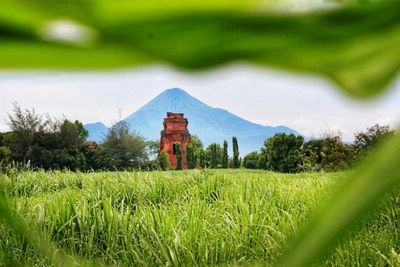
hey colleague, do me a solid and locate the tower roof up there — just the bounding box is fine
[166,112,184,118]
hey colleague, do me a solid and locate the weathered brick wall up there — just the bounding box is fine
[160,112,191,169]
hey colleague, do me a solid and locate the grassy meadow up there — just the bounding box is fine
[0,169,399,266]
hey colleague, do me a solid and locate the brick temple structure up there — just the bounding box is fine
[160,112,191,169]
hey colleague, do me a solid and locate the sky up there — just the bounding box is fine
[0,64,399,142]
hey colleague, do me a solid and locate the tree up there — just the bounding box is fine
[354,124,394,156]
[260,133,304,173]
[320,136,354,171]
[157,150,171,170]
[58,119,88,148]
[5,104,91,170]
[302,139,324,171]
[0,132,4,146]
[35,119,89,170]
[83,141,100,170]
[0,146,11,164]
[205,143,221,168]
[232,136,240,168]
[100,121,147,170]
[303,136,354,172]
[146,140,160,160]
[190,135,204,150]
[198,148,206,168]
[191,135,204,168]
[186,144,196,169]
[39,148,87,171]
[222,140,228,168]
[175,142,182,170]
[0,133,11,165]
[210,143,218,168]
[242,151,260,169]
[7,102,51,162]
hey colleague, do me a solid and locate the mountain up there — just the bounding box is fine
[85,88,300,155]
[84,122,108,143]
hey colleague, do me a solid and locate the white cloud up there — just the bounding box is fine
[0,64,399,141]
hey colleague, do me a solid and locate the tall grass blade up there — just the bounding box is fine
[0,186,95,267]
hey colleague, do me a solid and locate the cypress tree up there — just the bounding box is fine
[199,149,206,168]
[193,152,198,168]
[232,136,240,168]
[175,142,182,170]
[222,140,228,168]
[186,144,195,169]
[210,143,218,168]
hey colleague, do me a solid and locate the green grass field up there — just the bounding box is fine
[0,169,399,266]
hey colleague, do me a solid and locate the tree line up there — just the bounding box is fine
[0,104,395,173]
[157,135,242,170]
[163,123,394,173]
[0,104,148,171]
[242,124,395,172]
[0,104,241,171]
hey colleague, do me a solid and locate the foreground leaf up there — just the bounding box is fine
[104,3,400,98]
[0,1,400,97]
[277,133,400,267]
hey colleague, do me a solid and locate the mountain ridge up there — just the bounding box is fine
[84,122,108,143]
[84,88,300,155]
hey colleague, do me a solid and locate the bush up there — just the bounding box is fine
[157,151,171,170]
[242,151,260,169]
[0,146,11,164]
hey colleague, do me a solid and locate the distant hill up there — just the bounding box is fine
[85,88,300,155]
[84,122,108,143]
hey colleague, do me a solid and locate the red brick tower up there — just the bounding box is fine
[160,112,191,169]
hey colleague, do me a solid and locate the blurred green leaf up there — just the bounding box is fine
[105,4,400,98]
[0,41,154,69]
[277,133,400,267]
[1,1,400,266]
[1,1,400,97]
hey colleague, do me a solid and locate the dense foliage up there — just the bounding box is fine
[186,144,196,169]
[1,104,148,171]
[259,133,304,173]
[354,124,395,158]
[242,151,260,169]
[95,121,147,170]
[157,151,171,171]
[208,143,221,169]
[1,104,393,173]
[303,136,354,172]
[243,127,395,173]
[3,104,89,170]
